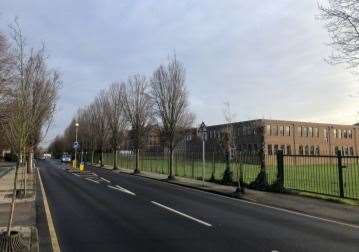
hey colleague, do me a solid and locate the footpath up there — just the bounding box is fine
[91,163,359,227]
[0,162,38,252]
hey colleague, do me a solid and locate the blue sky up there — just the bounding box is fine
[1,0,359,146]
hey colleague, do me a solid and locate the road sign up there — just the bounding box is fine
[73,141,80,150]
[198,121,207,141]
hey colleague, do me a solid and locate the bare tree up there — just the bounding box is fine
[91,91,109,167]
[0,20,60,237]
[318,1,359,69]
[219,101,236,184]
[103,83,127,169]
[151,56,193,179]
[122,74,154,173]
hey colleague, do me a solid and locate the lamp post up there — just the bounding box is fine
[74,122,79,168]
[198,122,207,187]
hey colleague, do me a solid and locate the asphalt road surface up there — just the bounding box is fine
[38,160,359,252]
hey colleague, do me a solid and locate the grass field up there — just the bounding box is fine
[87,152,359,200]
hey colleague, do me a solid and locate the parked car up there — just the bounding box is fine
[61,154,72,163]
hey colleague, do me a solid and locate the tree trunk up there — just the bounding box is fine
[168,149,175,180]
[134,148,140,174]
[26,148,33,174]
[7,159,20,235]
[113,148,118,170]
[91,150,94,164]
[100,151,103,167]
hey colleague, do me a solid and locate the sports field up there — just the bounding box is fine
[89,152,359,199]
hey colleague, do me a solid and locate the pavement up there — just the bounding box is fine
[0,162,38,252]
[37,159,359,251]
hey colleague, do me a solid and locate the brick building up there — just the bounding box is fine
[205,119,359,156]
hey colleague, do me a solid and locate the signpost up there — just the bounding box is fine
[73,122,79,169]
[198,122,207,187]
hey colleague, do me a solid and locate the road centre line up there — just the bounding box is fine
[150,201,212,227]
[85,178,100,184]
[107,185,136,196]
[100,177,110,183]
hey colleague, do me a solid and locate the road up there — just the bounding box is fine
[38,160,359,252]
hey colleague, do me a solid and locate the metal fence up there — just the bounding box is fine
[282,153,359,199]
[84,149,359,200]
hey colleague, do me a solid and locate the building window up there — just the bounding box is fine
[313,127,318,137]
[335,146,339,154]
[287,145,291,155]
[279,126,284,136]
[272,125,278,136]
[253,144,258,152]
[315,146,320,155]
[350,147,354,156]
[310,146,315,155]
[308,127,313,137]
[303,127,308,137]
[248,144,252,153]
[323,128,327,138]
[348,130,352,139]
[305,145,309,155]
[299,145,303,155]
[285,126,290,136]
[334,129,337,138]
[344,146,349,156]
[268,145,273,155]
[266,125,271,135]
[297,126,302,137]
[338,129,342,139]
[343,130,347,139]
[274,145,278,154]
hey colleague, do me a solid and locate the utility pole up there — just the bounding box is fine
[198,122,207,187]
[74,122,79,168]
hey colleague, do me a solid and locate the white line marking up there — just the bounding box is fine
[107,185,136,196]
[151,201,212,227]
[85,178,100,184]
[73,173,80,177]
[100,177,110,183]
[145,180,359,230]
[37,167,61,252]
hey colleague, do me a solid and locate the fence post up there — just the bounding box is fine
[337,150,344,198]
[276,150,284,191]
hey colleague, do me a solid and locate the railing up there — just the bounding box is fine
[282,153,359,199]
[84,149,359,199]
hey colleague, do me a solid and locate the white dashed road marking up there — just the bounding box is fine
[86,178,100,184]
[107,185,136,196]
[100,177,110,183]
[151,201,212,227]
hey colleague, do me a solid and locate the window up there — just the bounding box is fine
[274,145,278,154]
[285,126,290,136]
[248,144,252,153]
[323,128,327,138]
[343,130,347,139]
[299,145,303,155]
[297,126,302,137]
[279,126,284,136]
[272,125,278,136]
[313,127,318,137]
[305,145,309,155]
[348,130,352,139]
[308,127,313,137]
[315,146,320,155]
[303,127,308,137]
[287,145,291,155]
[350,147,354,156]
[334,129,337,138]
[268,145,273,155]
[253,144,258,152]
[335,146,339,154]
[338,129,342,139]
[344,146,349,156]
[310,146,315,155]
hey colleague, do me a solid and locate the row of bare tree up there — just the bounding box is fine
[0,22,61,235]
[49,56,193,179]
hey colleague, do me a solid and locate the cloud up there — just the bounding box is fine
[1,0,358,146]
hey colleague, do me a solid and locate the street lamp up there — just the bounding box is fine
[198,121,207,187]
[74,122,79,168]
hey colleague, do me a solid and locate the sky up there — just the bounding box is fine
[1,0,359,147]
